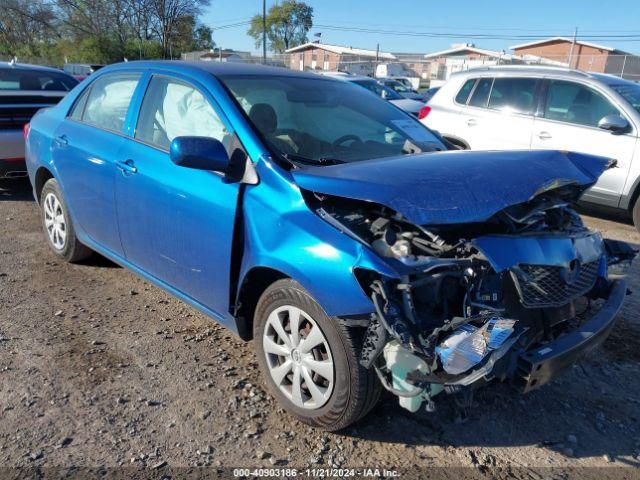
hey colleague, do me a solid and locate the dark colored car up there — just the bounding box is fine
[1,62,77,179]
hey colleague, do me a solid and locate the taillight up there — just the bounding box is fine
[23,123,31,140]
[418,105,431,120]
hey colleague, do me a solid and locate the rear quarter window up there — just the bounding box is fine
[455,79,476,104]
[468,78,493,108]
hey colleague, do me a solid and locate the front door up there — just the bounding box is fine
[52,72,141,256]
[531,79,638,206]
[115,74,240,317]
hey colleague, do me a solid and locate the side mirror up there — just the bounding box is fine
[169,136,229,173]
[597,114,629,133]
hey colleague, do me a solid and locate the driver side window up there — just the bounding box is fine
[135,76,227,151]
[544,81,619,127]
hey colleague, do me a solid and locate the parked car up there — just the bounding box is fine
[421,66,640,230]
[334,75,425,116]
[422,86,441,103]
[0,61,77,179]
[26,61,635,430]
[63,63,104,81]
[377,78,426,101]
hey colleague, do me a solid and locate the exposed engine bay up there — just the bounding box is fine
[304,188,637,414]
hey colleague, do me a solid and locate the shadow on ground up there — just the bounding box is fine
[0,178,33,201]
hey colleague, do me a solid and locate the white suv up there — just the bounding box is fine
[421,66,640,230]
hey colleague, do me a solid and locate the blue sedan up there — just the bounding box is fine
[25,61,634,430]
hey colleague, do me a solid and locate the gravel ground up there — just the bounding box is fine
[1,178,639,479]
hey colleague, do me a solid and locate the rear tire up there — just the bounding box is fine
[633,197,640,233]
[40,178,92,263]
[254,279,381,431]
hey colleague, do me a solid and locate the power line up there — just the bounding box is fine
[313,24,640,42]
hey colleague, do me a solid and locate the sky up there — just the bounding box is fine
[201,0,640,55]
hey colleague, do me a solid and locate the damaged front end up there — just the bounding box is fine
[304,186,637,414]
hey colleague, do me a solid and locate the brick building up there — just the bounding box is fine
[510,37,627,72]
[284,42,396,76]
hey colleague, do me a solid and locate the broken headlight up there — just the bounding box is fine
[435,317,517,375]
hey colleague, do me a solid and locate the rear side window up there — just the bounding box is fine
[135,76,227,151]
[488,78,537,114]
[82,73,140,133]
[468,78,492,108]
[544,80,619,127]
[0,69,77,91]
[69,88,90,121]
[455,79,476,104]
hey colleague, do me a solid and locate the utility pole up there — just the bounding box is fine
[568,27,578,69]
[262,0,267,64]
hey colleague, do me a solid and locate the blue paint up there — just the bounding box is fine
[292,149,611,226]
[25,61,612,335]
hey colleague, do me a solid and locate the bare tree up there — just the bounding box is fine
[148,0,210,58]
[0,0,59,55]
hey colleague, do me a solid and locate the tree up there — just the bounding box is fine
[193,25,213,50]
[0,0,213,62]
[248,0,313,54]
[149,0,210,58]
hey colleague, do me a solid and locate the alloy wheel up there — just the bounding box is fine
[43,192,66,250]
[262,305,334,409]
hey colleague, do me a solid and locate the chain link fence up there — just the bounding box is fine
[4,51,640,84]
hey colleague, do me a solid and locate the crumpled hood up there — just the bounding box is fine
[292,150,612,225]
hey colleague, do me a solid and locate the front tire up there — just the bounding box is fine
[633,197,640,233]
[254,279,380,431]
[40,178,92,263]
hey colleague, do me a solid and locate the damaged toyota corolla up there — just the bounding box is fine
[26,62,637,431]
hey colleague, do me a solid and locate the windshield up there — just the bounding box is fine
[0,69,77,91]
[386,81,411,93]
[611,83,640,114]
[221,75,445,165]
[350,79,404,100]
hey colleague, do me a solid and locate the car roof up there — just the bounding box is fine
[100,60,327,80]
[452,65,639,88]
[0,62,68,74]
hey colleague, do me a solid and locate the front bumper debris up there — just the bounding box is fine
[517,279,626,393]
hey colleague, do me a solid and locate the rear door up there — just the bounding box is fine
[52,72,141,256]
[531,79,637,205]
[457,76,537,150]
[115,73,241,318]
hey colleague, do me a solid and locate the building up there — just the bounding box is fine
[510,37,629,73]
[423,44,519,83]
[285,42,396,76]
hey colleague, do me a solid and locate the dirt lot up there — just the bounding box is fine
[1,178,639,479]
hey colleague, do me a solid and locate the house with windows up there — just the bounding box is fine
[285,42,396,76]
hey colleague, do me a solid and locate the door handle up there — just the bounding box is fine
[466,118,477,127]
[537,131,552,140]
[116,159,138,175]
[54,134,68,147]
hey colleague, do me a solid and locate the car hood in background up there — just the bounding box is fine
[389,97,424,114]
[292,150,612,225]
[398,91,425,101]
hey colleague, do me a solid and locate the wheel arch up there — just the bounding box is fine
[34,166,55,203]
[233,266,289,341]
[625,176,640,213]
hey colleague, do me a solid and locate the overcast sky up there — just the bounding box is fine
[202,0,640,55]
